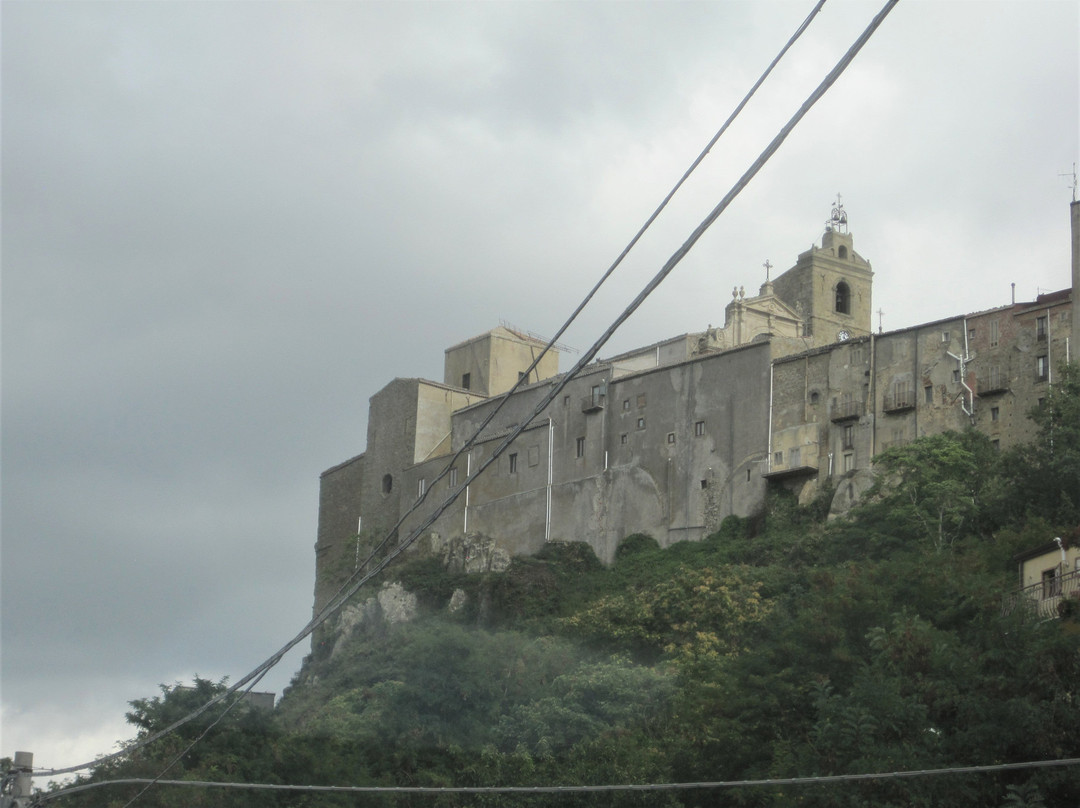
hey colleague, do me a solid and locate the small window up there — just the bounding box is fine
[528,446,539,467]
[382,474,393,494]
[835,281,851,314]
[842,424,855,450]
[667,432,676,444]
[1036,355,1049,381]
[989,319,1000,347]
[449,467,458,487]
[746,469,751,482]
[843,452,854,473]
[700,479,709,490]
[695,420,705,436]
[509,453,518,474]
[623,398,631,410]
[417,478,426,498]
[809,391,820,405]
[637,394,647,408]
[774,451,783,465]
[620,433,628,445]
[968,328,975,341]
[1043,568,1062,598]
[637,417,646,430]
[838,245,848,260]
[924,385,933,404]
[992,439,1000,451]
[941,330,951,343]
[462,372,471,390]
[563,395,570,407]
[576,437,585,458]
[952,369,961,383]
[1036,315,1048,341]
[991,407,999,422]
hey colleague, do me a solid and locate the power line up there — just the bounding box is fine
[33,757,1080,805]
[33,0,894,787]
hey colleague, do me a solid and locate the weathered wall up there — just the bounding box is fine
[314,453,364,615]
[443,327,559,396]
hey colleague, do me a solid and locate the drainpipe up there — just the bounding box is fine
[464,451,471,534]
[767,361,775,473]
[545,417,554,541]
[947,317,974,419]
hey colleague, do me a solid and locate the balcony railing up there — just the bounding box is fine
[977,379,1008,396]
[882,391,916,413]
[830,400,864,422]
[1001,568,1080,619]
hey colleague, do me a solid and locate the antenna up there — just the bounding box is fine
[1061,163,1078,203]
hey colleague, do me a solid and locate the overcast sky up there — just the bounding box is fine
[2,0,1077,780]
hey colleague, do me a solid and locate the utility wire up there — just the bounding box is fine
[34,757,1080,804]
[35,0,892,785]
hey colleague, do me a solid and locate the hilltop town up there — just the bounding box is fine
[313,200,1079,614]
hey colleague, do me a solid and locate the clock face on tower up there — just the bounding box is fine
[837,329,850,342]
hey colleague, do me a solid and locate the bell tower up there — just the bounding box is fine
[771,196,873,347]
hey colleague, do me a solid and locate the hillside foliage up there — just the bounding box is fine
[51,365,1080,807]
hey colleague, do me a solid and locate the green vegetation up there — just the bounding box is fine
[54,365,1080,806]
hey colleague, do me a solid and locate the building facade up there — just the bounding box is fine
[313,203,1076,614]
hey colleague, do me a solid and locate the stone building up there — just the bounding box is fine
[313,202,1076,614]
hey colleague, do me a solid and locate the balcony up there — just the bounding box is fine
[581,393,605,413]
[830,400,864,422]
[977,379,1008,396]
[882,391,916,413]
[1001,568,1080,619]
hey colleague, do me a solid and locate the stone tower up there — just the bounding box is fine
[771,199,873,347]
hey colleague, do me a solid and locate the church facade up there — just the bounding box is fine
[313,202,1077,614]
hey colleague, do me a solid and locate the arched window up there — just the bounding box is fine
[382,474,393,495]
[835,281,851,314]
[838,245,848,260]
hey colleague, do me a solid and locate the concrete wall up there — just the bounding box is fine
[443,327,559,396]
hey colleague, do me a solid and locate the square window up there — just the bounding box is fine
[941,330,950,343]
[667,432,676,444]
[576,437,585,458]
[509,453,518,474]
[695,420,705,436]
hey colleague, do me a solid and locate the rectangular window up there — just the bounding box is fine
[988,364,1002,390]
[843,453,854,473]
[1036,355,1049,381]
[449,467,458,487]
[700,479,709,490]
[667,432,676,444]
[992,439,1000,451]
[773,451,783,466]
[952,369,961,383]
[790,447,801,467]
[637,417,646,430]
[989,319,1000,347]
[1043,568,1062,598]
[576,437,585,458]
[990,406,999,422]
[968,328,976,341]
[1036,315,1048,341]
[623,398,631,410]
[924,385,933,404]
[842,424,855,450]
[941,330,950,343]
[695,420,705,436]
[461,372,471,390]
[417,478,426,498]
[620,433,628,445]
[563,395,570,407]
[509,453,518,474]
[637,394,647,408]
[528,446,540,467]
